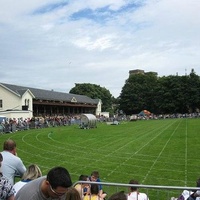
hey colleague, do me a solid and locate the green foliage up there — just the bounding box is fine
[119,73,158,114]
[69,83,112,111]
[119,69,200,114]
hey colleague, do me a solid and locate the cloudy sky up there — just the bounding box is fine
[0,0,199,97]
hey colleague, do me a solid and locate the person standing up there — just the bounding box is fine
[15,166,72,200]
[1,139,26,185]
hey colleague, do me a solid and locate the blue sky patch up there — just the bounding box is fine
[70,2,144,23]
[33,2,68,15]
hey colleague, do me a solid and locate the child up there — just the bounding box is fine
[89,171,107,199]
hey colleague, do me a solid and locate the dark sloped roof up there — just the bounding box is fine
[17,89,30,96]
[0,83,97,104]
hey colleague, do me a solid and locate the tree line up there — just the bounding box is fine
[69,69,200,115]
[119,69,200,115]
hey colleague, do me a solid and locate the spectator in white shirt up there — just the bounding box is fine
[127,179,149,200]
[1,139,26,185]
[13,164,42,196]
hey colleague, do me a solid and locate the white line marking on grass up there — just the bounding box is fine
[19,132,89,170]
[184,118,188,186]
[106,120,179,177]
[141,120,182,184]
[134,121,177,155]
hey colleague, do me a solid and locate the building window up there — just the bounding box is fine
[0,100,2,108]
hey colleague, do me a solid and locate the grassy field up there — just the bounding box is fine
[0,118,200,198]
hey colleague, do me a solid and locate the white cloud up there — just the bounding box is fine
[72,34,117,50]
[0,0,200,98]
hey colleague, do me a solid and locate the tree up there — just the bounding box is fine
[155,75,187,113]
[119,73,158,115]
[119,69,200,115]
[69,83,112,111]
[187,69,200,112]
[155,71,200,114]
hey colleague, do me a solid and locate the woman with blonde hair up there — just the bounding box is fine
[13,164,42,195]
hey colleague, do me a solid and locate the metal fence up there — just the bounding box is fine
[73,181,199,200]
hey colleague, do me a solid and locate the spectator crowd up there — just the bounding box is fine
[0,139,150,200]
[0,137,199,200]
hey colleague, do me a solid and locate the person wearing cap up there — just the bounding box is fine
[1,139,26,185]
[15,166,72,200]
[0,153,15,200]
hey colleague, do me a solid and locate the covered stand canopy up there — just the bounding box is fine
[80,114,97,129]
